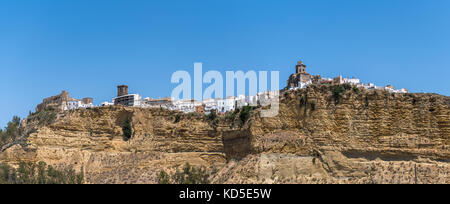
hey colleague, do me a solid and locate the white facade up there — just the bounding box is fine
[235,95,248,108]
[65,100,94,110]
[246,95,258,106]
[203,99,218,113]
[384,86,409,94]
[343,78,360,85]
[172,100,202,113]
[101,102,114,106]
[298,80,312,89]
[113,94,142,107]
[217,97,236,113]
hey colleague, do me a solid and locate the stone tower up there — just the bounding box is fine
[82,97,94,104]
[296,61,307,74]
[117,85,129,97]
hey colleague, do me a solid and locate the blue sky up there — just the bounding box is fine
[0,0,449,127]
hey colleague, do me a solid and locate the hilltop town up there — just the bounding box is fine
[36,61,408,115]
[1,60,448,184]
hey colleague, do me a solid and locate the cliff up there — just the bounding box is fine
[1,85,449,184]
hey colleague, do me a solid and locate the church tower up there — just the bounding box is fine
[296,61,307,74]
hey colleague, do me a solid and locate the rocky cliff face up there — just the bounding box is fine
[1,85,449,184]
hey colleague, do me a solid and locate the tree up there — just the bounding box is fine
[0,163,15,184]
[239,105,254,125]
[0,116,21,148]
[206,109,217,121]
[0,162,84,184]
[122,117,132,141]
[332,85,346,103]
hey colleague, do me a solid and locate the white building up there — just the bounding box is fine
[383,86,409,94]
[101,101,114,106]
[246,95,258,106]
[202,98,218,113]
[172,99,202,113]
[343,78,361,85]
[217,97,236,113]
[235,95,248,108]
[299,80,312,89]
[113,94,142,107]
[65,100,94,110]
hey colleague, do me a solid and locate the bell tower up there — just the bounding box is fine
[117,85,129,97]
[296,61,307,74]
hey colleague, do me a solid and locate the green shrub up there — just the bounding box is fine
[0,116,21,148]
[204,110,219,130]
[0,161,83,184]
[300,95,305,105]
[343,83,352,90]
[122,117,132,141]
[174,114,181,123]
[332,85,346,103]
[205,110,217,121]
[0,163,15,184]
[310,101,316,111]
[28,109,56,126]
[157,170,171,184]
[365,95,369,108]
[158,163,210,184]
[353,86,360,94]
[239,105,254,125]
[225,111,237,121]
[225,110,239,127]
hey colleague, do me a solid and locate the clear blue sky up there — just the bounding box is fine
[1,0,449,127]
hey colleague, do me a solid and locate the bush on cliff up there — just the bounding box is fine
[158,163,210,184]
[205,109,217,121]
[239,105,254,125]
[310,101,316,111]
[0,161,84,184]
[332,85,346,103]
[27,108,57,126]
[122,117,132,141]
[0,116,21,148]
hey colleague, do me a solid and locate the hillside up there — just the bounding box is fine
[1,84,449,184]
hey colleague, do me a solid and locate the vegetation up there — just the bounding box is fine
[122,117,132,141]
[239,105,254,125]
[343,83,352,90]
[300,95,307,107]
[310,101,316,111]
[158,163,210,184]
[353,86,360,94]
[157,170,171,184]
[0,161,84,184]
[225,109,238,121]
[0,116,21,148]
[204,110,219,130]
[27,108,56,126]
[205,109,217,121]
[332,85,346,103]
[365,95,370,108]
[174,114,181,123]
[225,109,239,128]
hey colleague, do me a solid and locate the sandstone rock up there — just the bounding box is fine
[1,86,448,184]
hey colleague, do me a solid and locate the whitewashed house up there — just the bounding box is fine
[101,101,114,106]
[343,78,361,85]
[203,98,218,113]
[66,99,94,110]
[217,97,236,113]
[172,99,202,113]
[299,80,312,89]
